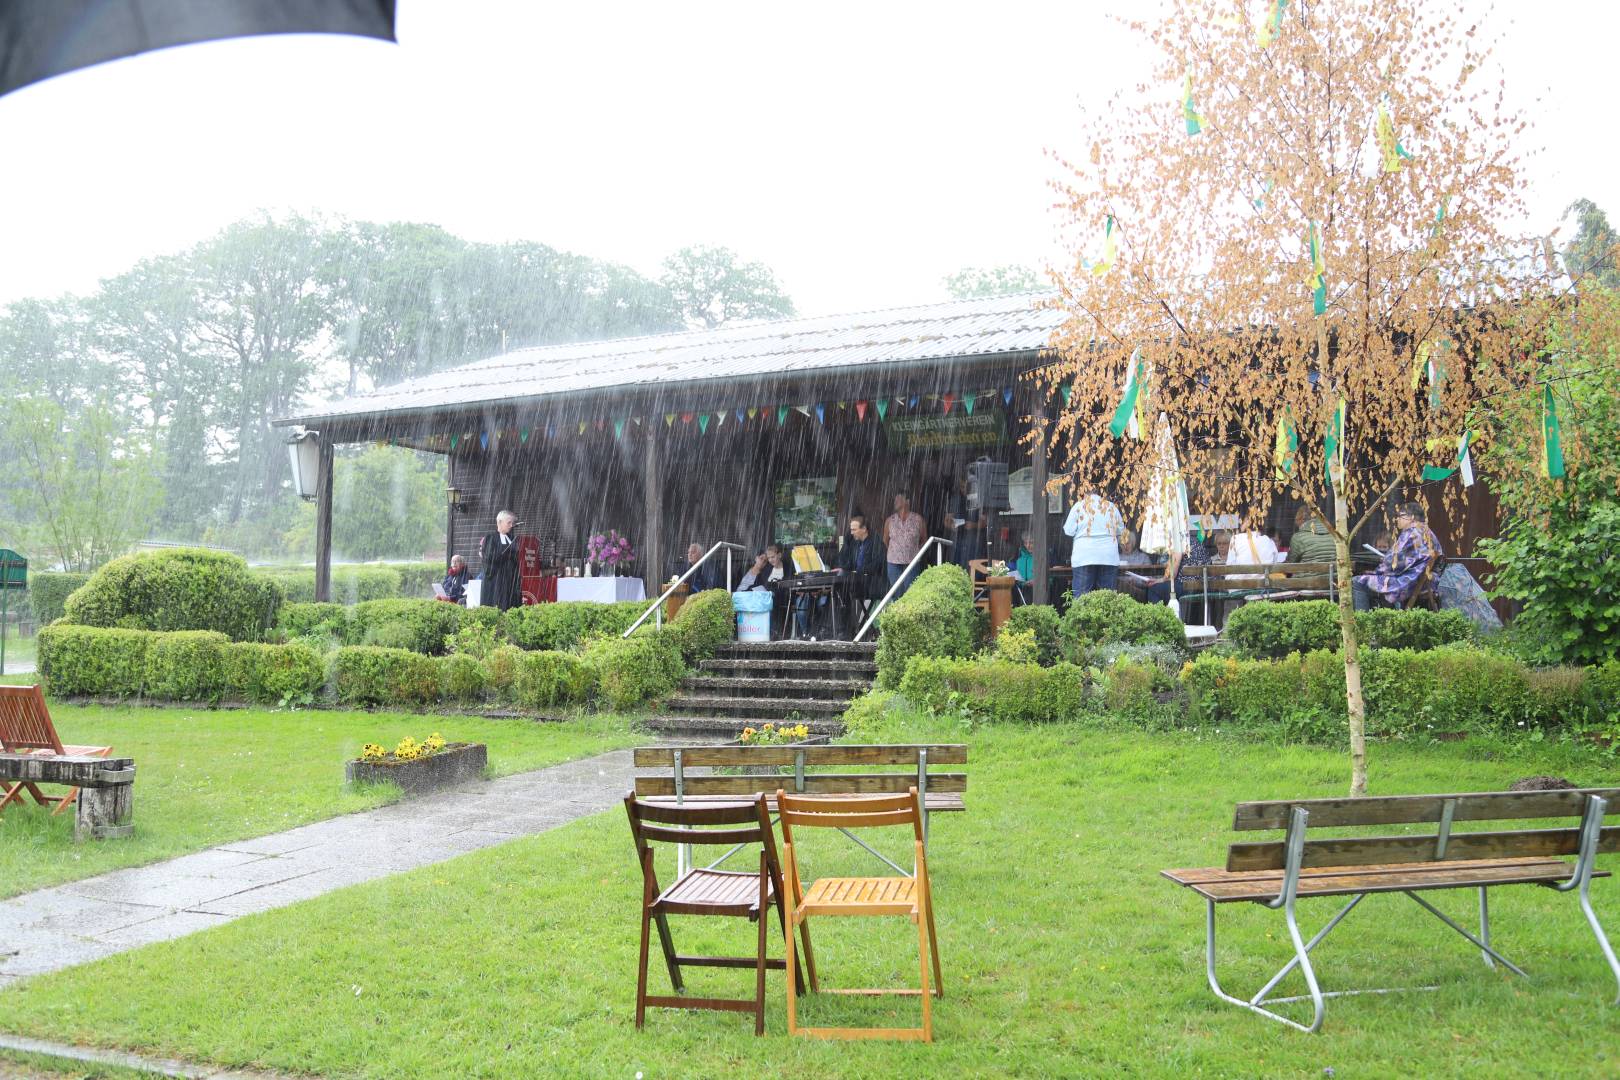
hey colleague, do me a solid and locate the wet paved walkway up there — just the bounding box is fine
[0,748,637,984]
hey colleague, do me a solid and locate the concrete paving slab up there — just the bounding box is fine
[94,910,234,949]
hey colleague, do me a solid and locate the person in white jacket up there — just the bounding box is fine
[1225,528,1280,581]
[1062,493,1124,599]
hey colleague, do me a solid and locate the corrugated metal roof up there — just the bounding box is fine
[282,291,1063,425]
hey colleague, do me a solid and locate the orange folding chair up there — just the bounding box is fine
[0,685,113,816]
[778,786,942,1042]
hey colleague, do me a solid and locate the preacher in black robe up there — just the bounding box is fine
[478,511,523,611]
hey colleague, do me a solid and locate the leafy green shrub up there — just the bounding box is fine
[279,602,349,643]
[1059,590,1184,659]
[1223,600,1477,659]
[64,549,281,641]
[899,656,1087,725]
[485,645,525,701]
[1097,657,1159,717]
[875,564,978,689]
[841,689,912,738]
[1356,607,1475,651]
[513,650,595,710]
[1221,601,1342,659]
[26,572,89,625]
[144,630,229,703]
[1002,605,1061,664]
[991,628,1042,664]
[1480,503,1620,666]
[583,632,684,711]
[37,624,155,698]
[664,589,734,662]
[219,642,325,704]
[503,601,646,651]
[329,646,440,707]
[346,599,463,655]
[448,618,506,660]
[438,653,489,704]
[1584,659,1620,725]
[1085,642,1184,685]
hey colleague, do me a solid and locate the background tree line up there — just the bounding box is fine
[0,216,793,570]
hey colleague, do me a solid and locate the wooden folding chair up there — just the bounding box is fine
[778,787,942,1042]
[623,792,805,1036]
[0,685,112,817]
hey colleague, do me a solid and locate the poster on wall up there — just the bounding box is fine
[773,477,837,545]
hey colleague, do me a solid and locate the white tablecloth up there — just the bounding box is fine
[555,577,647,604]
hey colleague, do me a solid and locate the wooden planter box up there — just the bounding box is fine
[344,742,487,793]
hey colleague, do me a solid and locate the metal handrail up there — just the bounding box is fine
[853,536,953,642]
[623,541,747,637]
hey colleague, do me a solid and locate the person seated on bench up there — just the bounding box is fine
[1286,506,1336,563]
[1353,501,1441,610]
[740,544,801,637]
[1225,527,1280,582]
[1144,531,1212,604]
[680,542,726,592]
[438,555,470,604]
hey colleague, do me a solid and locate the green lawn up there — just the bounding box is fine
[3,719,1617,1078]
[0,702,640,898]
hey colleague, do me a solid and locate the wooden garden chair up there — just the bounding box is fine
[778,787,942,1042]
[623,792,804,1036]
[0,684,113,816]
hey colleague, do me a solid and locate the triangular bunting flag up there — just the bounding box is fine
[876,399,889,421]
[715,409,726,427]
[546,424,556,439]
[777,405,789,425]
[681,412,694,425]
[735,408,746,424]
[837,401,847,410]
[595,418,605,431]
[613,419,625,439]
[963,392,977,416]
[450,434,459,450]
[943,393,955,415]
[908,395,919,409]
[480,432,489,451]
[856,400,868,421]
[1086,215,1119,277]
[1306,221,1328,316]
[1003,386,1014,407]
[794,405,811,418]
[748,407,758,420]
[698,413,710,435]
[578,421,587,435]
[1108,348,1147,439]
[815,403,825,425]
[1060,381,1072,407]
[1421,465,1457,482]
[664,413,675,427]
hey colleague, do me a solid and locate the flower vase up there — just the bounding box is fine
[584,561,594,578]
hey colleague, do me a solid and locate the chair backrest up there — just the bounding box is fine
[0,685,64,754]
[624,792,781,872]
[1227,788,1620,872]
[632,744,967,800]
[777,788,925,849]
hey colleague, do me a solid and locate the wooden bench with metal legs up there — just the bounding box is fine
[624,792,805,1036]
[779,787,942,1042]
[1164,787,1620,1033]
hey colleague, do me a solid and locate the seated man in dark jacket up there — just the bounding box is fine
[439,555,470,604]
[680,542,726,592]
[834,515,886,624]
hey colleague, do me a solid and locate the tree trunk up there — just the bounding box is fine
[1334,493,1368,797]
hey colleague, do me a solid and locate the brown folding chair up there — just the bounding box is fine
[0,685,112,816]
[623,792,805,1036]
[778,787,942,1042]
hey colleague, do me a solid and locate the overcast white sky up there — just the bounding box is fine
[0,1,1613,318]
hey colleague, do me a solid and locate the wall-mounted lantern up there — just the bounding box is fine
[446,486,467,514]
[285,430,322,501]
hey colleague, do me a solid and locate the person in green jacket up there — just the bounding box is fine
[1285,506,1337,563]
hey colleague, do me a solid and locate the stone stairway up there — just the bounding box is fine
[645,640,878,739]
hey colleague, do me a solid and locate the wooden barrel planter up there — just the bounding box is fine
[345,742,487,794]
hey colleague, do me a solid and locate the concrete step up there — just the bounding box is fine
[643,714,846,739]
[662,695,851,721]
[714,641,878,663]
[697,658,877,679]
[678,676,867,700]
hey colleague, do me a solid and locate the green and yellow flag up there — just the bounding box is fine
[1182,71,1205,135]
[1256,0,1290,46]
[1376,103,1414,173]
[1306,222,1327,316]
[1323,397,1347,488]
[1108,348,1148,439]
[1087,216,1119,277]
[1411,338,1448,410]
[1274,406,1299,481]
[1542,384,1566,478]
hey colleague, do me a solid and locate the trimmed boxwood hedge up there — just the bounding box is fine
[328,646,442,707]
[502,601,646,651]
[64,549,280,642]
[345,599,464,654]
[583,632,685,711]
[144,630,230,703]
[38,624,155,698]
[512,650,595,710]
[663,589,735,662]
[875,564,979,689]
[25,572,89,626]
[279,602,350,643]
[1221,600,1476,660]
[1059,589,1185,658]
[900,656,1087,725]
[220,642,326,704]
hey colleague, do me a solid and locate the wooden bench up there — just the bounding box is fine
[633,743,966,855]
[1176,562,1336,624]
[0,753,135,840]
[1163,788,1620,1032]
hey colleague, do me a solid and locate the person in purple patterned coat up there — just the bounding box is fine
[1352,502,1441,610]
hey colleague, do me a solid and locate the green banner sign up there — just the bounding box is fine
[0,549,24,589]
[884,409,1007,453]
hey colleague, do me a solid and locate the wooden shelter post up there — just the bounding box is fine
[314,436,335,603]
[1030,403,1050,605]
[643,427,663,601]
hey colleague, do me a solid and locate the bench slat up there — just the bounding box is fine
[1227,825,1620,872]
[0,754,135,785]
[639,792,965,812]
[635,772,967,797]
[632,744,967,767]
[1233,787,1620,830]
[1164,856,1603,902]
